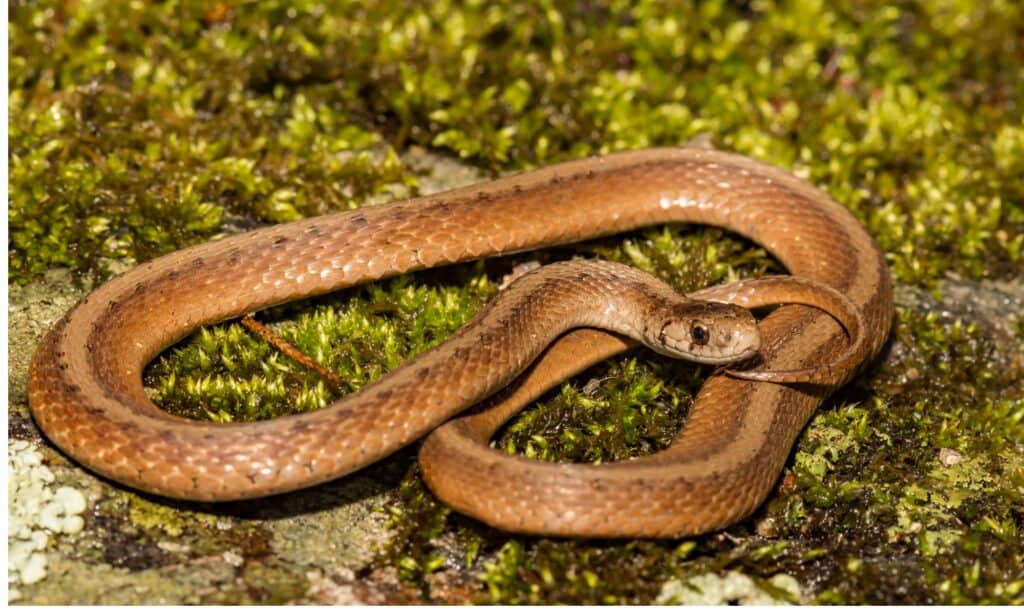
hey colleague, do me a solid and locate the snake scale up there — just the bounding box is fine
[28,147,893,537]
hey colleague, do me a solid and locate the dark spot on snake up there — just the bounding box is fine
[453,346,470,360]
[191,257,204,268]
[291,421,312,433]
[58,362,69,371]
[85,406,105,416]
[157,429,174,442]
[642,287,665,304]
[342,406,358,419]
[476,191,491,201]
[513,184,522,193]
[305,224,321,236]
[115,420,141,434]
[551,175,563,185]
[166,270,179,281]
[350,214,367,228]
[376,390,393,401]
[272,236,287,247]
[64,384,81,394]
[246,473,257,485]
[417,367,431,378]
[305,462,315,473]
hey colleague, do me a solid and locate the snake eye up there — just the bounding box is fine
[691,324,710,346]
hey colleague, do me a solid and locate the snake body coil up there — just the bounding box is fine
[28,148,892,537]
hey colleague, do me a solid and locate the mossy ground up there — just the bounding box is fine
[8,0,1023,605]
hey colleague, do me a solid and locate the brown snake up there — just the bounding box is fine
[28,147,893,538]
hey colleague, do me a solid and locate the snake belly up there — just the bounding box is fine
[27,147,893,537]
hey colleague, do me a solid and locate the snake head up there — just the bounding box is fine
[649,301,760,365]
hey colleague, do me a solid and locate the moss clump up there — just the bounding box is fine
[8,1,414,284]
[10,0,1024,605]
[147,264,496,421]
[9,1,1022,284]
[781,306,1024,604]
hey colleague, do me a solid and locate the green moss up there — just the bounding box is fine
[768,305,1024,604]
[10,0,1022,284]
[8,1,415,284]
[10,0,1024,605]
[123,493,213,539]
[110,492,273,559]
[147,265,496,421]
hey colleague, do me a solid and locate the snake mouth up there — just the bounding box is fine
[723,347,763,370]
[730,345,761,364]
[660,336,760,365]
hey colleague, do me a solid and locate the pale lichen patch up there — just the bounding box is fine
[657,571,802,605]
[8,440,88,602]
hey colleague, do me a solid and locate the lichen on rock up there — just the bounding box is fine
[8,440,87,602]
[657,571,803,605]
